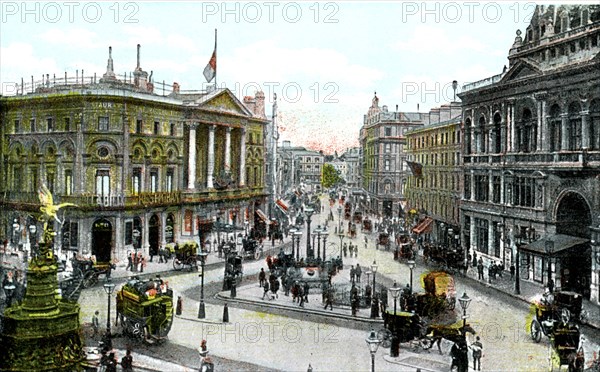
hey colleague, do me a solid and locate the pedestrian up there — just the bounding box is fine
[272,277,280,299]
[355,263,362,283]
[510,263,515,279]
[354,244,359,258]
[351,285,359,316]
[292,281,299,302]
[488,264,494,283]
[262,280,270,300]
[549,278,555,294]
[259,268,266,287]
[350,265,356,283]
[125,252,132,271]
[92,310,99,338]
[105,352,118,372]
[364,235,368,249]
[472,251,478,268]
[176,296,183,315]
[471,336,483,371]
[324,285,334,310]
[477,258,484,281]
[121,349,133,372]
[343,243,348,257]
[303,281,310,303]
[380,287,388,314]
[298,285,305,307]
[159,246,165,263]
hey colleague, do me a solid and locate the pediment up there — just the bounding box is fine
[196,89,253,117]
[500,59,542,83]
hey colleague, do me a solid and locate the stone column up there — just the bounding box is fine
[536,99,543,152]
[561,113,569,150]
[508,102,515,153]
[239,128,247,187]
[500,173,504,204]
[207,125,215,189]
[160,213,167,248]
[470,170,475,202]
[225,126,232,171]
[469,214,476,253]
[187,122,197,189]
[582,110,590,150]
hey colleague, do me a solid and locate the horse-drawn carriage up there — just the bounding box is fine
[223,253,243,290]
[241,237,263,260]
[396,243,414,261]
[344,202,352,220]
[424,245,465,272]
[401,271,456,316]
[71,257,115,288]
[530,291,585,371]
[348,222,357,238]
[353,211,363,224]
[116,277,174,344]
[377,232,391,250]
[170,241,200,271]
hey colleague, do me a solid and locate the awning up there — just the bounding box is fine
[275,199,289,214]
[412,217,433,235]
[255,209,270,224]
[520,234,589,255]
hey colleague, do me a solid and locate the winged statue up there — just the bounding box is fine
[38,183,77,225]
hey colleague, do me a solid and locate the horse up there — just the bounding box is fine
[424,324,477,355]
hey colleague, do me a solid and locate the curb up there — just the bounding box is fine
[214,291,385,324]
[383,354,447,372]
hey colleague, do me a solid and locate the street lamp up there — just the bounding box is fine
[321,228,328,261]
[545,240,554,291]
[289,228,298,257]
[338,232,345,261]
[337,205,342,233]
[370,261,379,319]
[440,222,446,247]
[407,260,415,293]
[389,282,401,358]
[452,80,458,102]
[305,207,315,259]
[458,292,472,333]
[29,224,37,257]
[12,219,20,250]
[244,220,249,236]
[103,279,116,349]
[389,282,401,316]
[365,330,382,372]
[198,251,209,319]
[313,226,323,260]
[294,231,303,261]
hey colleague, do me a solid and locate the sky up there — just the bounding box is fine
[0,1,535,153]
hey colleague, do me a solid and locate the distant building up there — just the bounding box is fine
[0,45,269,263]
[359,93,430,218]
[459,5,600,303]
[278,141,324,194]
[340,147,361,188]
[405,103,462,242]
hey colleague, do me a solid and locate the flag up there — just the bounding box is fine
[203,29,217,83]
[406,160,423,179]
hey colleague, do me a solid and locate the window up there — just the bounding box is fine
[125,221,133,245]
[493,113,502,153]
[464,175,471,199]
[13,167,22,191]
[385,127,392,136]
[47,171,55,194]
[150,169,158,192]
[306,157,311,162]
[30,118,36,132]
[516,108,535,153]
[550,48,556,58]
[465,118,472,154]
[132,168,141,195]
[568,102,582,151]
[474,175,489,202]
[513,177,535,207]
[170,122,176,136]
[548,104,562,152]
[64,170,72,196]
[590,99,600,150]
[64,117,71,131]
[154,121,160,135]
[166,168,174,192]
[493,222,501,258]
[98,116,109,131]
[492,176,501,203]
[385,143,391,153]
[136,119,142,134]
[384,159,390,171]
[47,117,54,132]
[96,170,110,196]
[475,218,489,255]
[14,119,20,133]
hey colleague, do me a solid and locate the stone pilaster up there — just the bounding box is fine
[582,110,590,150]
[207,125,215,189]
[225,126,232,171]
[561,113,569,151]
[240,128,247,187]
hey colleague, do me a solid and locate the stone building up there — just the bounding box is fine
[459,5,600,303]
[340,147,361,189]
[359,93,429,218]
[0,45,269,264]
[405,103,462,243]
[277,141,324,194]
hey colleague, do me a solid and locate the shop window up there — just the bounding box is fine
[98,116,109,131]
[96,169,110,196]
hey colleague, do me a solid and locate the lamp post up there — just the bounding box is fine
[452,80,458,102]
[439,222,446,247]
[407,260,415,293]
[545,240,554,291]
[365,330,382,372]
[314,226,323,260]
[390,282,401,316]
[322,229,328,261]
[370,261,379,319]
[289,228,297,257]
[338,232,345,261]
[305,207,315,259]
[389,282,402,357]
[12,219,20,251]
[337,205,342,233]
[244,220,249,236]
[198,251,209,319]
[458,292,472,333]
[103,279,116,349]
[294,231,303,261]
[28,224,37,257]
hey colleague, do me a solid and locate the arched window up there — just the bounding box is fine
[590,99,600,150]
[465,118,472,155]
[568,101,582,151]
[548,104,562,152]
[493,112,502,153]
[478,116,487,153]
[517,108,535,153]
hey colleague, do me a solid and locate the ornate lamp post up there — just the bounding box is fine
[407,260,415,293]
[305,207,315,259]
[389,282,402,357]
[28,224,37,257]
[313,226,323,260]
[321,228,328,261]
[390,282,401,316]
[370,261,379,319]
[198,251,209,319]
[337,205,342,233]
[365,330,382,372]
[103,279,116,349]
[289,228,297,257]
[458,292,472,333]
[338,232,345,261]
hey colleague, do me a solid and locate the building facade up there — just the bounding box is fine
[340,147,361,188]
[405,103,462,243]
[459,5,600,303]
[0,45,269,264]
[359,94,429,218]
[277,141,324,194]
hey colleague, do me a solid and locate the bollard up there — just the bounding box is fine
[176,296,183,315]
[222,303,229,323]
[230,282,237,299]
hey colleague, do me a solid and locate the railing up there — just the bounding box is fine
[462,72,506,92]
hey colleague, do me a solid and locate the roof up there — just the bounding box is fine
[520,234,589,255]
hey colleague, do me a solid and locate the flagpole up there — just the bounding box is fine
[214,28,217,87]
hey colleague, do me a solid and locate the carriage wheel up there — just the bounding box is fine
[83,271,97,288]
[187,257,198,272]
[530,319,542,343]
[377,328,392,349]
[173,258,183,271]
[131,321,144,339]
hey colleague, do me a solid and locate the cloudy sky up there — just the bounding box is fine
[1,1,533,153]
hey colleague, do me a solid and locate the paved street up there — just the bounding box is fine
[76,198,600,371]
